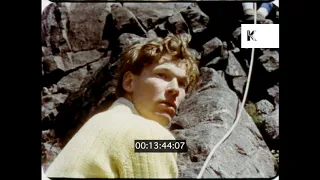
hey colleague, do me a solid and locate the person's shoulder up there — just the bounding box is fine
[85,101,175,140]
[123,118,176,141]
[86,103,136,124]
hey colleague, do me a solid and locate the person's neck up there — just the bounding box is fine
[117,95,139,115]
[123,94,133,102]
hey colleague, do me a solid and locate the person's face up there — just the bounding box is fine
[123,55,188,126]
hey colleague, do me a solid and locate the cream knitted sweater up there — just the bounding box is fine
[45,98,178,178]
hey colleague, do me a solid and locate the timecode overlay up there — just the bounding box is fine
[135,140,188,153]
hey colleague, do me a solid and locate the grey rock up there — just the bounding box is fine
[267,85,279,98]
[232,47,240,54]
[205,57,223,68]
[62,3,111,51]
[256,100,274,114]
[173,3,194,11]
[147,30,158,38]
[197,67,229,91]
[216,70,225,79]
[111,6,146,36]
[42,129,62,172]
[49,84,59,94]
[258,49,279,72]
[267,85,279,106]
[64,50,103,71]
[232,27,241,40]
[117,33,147,56]
[57,57,104,93]
[202,37,223,58]
[42,93,68,121]
[171,67,276,178]
[225,51,246,77]
[261,108,279,141]
[180,3,210,34]
[98,40,110,52]
[43,87,50,95]
[53,53,112,135]
[233,76,247,95]
[167,13,190,34]
[124,3,190,30]
[42,55,66,74]
[42,3,59,47]
[42,46,52,56]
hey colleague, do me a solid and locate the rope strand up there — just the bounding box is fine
[196,3,257,178]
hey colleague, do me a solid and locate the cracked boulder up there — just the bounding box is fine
[258,49,279,72]
[180,3,210,34]
[170,67,277,178]
[261,107,279,151]
[225,51,247,95]
[123,3,190,30]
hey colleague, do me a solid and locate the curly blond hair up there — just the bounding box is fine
[115,33,200,98]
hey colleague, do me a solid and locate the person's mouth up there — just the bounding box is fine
[159,101,177,117]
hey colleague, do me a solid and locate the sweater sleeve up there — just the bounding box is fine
[110,120,179,178]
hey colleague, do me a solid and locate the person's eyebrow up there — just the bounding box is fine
[154,67,188,84]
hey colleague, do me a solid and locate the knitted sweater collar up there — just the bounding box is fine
[114,97,139,115]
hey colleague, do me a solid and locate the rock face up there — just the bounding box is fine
[170,68,275,178]
[41,2,279,178]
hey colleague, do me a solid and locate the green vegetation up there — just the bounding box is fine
[245,101,264,128]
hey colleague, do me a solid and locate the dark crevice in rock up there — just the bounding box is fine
[169,123,184,131]
[188,28,212,53]
[200,47,223,68]
[190,155,200,162]
[136,17,148,32]
[256,121,279,151]
[224,74,242,99]
[42,69,65,88]
[149,16,170,32]
[102,14,119,45]
[53,8,62,24]
[42,114,57,130]
[213,168,223,178]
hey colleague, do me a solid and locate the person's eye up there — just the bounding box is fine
[156,73,167,79]
[179,81,187,88]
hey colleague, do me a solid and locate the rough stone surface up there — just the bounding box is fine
[180,3,210,34]
[42,55,66,74]
[123,3,190,30]
[167,13,190,34]
[225,51,246,77]
[256,100,274,115]
[233,76,247,95]
[202,37,223,58]
[62,3,111,52]
[267,84,279,106]
[111,5,146,36]
[261,108,279,144]
[170,67,276,178]
[258,49,279,72]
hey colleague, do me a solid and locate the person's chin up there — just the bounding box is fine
[153,112,172,126]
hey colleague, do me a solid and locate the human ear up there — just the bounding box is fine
[122,71,135,93]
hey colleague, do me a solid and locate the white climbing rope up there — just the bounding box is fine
[196,3,257,178]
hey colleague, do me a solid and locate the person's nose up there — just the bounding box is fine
[167,78,180,98]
